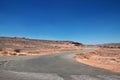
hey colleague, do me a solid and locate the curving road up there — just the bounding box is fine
[0,49,120,80]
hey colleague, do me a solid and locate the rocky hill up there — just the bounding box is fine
[0,37,83,56]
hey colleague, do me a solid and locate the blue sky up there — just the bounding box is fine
[0,0,120,44]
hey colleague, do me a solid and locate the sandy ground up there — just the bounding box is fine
[0,48,84,56]
[75,48,120,73]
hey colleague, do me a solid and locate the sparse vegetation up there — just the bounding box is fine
[9,52,17,56]
[0,48,3,51]
[72,42,83,46]
[118,46,120,49]
[2,51,9,55]
[98,43,120,49]
[0,37,83,56]
[14,49,21,53]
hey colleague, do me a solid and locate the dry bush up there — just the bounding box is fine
[9,52,17,56]
[18,53,27,56]
[0,51,9,56]
[0,48,3,51]
[14,49,21,53]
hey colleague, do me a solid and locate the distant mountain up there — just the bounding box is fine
[98,43,120,48]
[0,37,83,52]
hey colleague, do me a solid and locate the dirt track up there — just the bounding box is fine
[0,49,120,80]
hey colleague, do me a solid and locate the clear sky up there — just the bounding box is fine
[0,0,120,44]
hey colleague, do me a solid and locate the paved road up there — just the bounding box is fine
[0,49,120,80]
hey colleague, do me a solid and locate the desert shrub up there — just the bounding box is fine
[14,49,21,53]
[1,51,9,56]
[118,46,120,49]
[18,54,26,56]
[9,52,17,56]
[0,48,3,51]
[72,42,83,46]
[110,46,114,48]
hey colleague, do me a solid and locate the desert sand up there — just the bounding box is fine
[75,48,120,73]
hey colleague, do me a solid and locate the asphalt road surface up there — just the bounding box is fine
[0,49,120,80]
